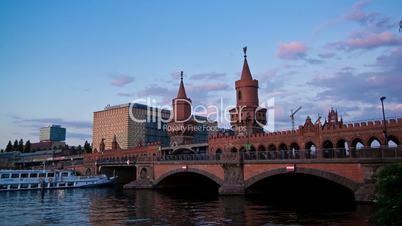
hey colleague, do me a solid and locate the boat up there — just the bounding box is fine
[0,169,116,191]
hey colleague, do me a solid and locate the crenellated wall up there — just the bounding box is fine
[208,118,402,154]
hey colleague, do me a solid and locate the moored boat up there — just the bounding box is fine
[0,169,116,191]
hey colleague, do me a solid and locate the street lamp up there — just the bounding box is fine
[380,96,388,147]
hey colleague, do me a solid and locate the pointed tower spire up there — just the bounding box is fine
[241,46,253,80]
[176,71,188,98]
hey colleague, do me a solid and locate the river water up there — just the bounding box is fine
[0,188,372,226]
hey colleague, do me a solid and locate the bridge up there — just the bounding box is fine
[99,146,402,203]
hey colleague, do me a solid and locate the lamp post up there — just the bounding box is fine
[380,96,388,147]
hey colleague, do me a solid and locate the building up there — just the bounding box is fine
[92,102,215,152]
[93,103,170,151]
[31,141,66,151]
[40,125,66,142]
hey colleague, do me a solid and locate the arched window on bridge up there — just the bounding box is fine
[258,145,266,159]
[351,138,365,150]
[368,137,381,148]
[322,140,334,158]
[279,143,288,159]
[388,135,400,147]
[215,149,222,160]
[290,142,300,151]
[336,139,349,158]
[290,143,300,159]
[305,142,316,159]
[230,147,238,153]
[268,144,277,159]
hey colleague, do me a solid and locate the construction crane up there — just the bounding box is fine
[290,106,302,130]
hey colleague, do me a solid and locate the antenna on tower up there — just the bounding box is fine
[290,106,302,130]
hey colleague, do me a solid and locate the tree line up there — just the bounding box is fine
[1,139,92,154]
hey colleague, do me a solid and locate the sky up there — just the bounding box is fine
[0,0,401,148]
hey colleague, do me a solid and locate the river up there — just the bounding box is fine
[0,187,373,225]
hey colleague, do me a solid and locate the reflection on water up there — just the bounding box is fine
[0,187,372,225]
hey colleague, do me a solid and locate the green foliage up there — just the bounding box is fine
[13,140,18,151]
[5,141,13,152]
[83,140,92,153]
[18,139,24,152]
[24,140,31,153]
[373,164,402,226]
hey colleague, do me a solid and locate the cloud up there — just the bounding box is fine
[117,92,135,97]
[110,74,134,87]
[318,52,336,59]
[328,32,402,51]
[277,42,307,60]
[190,72,226,80]
[345,0,393,32]
[137,84,174,98]
[345,0,375,24]
[12,117,92,130]
[371,47,402,69]
[305,58,323,64]
[68,132,92,140]
[188,83,230,93]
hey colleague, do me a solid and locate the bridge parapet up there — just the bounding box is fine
[132,146,402,164]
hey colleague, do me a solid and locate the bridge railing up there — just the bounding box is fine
[153,146,402,162]
[94,146,402,165]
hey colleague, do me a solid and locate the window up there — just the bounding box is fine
[39,173,46,178]
[67,182,74,187]
[10,184,19,189]
[29,173,38,178]
[0,185,7,189]
[20,184,29,189]
[11,174,19,178]
[21,173,28,178]
[237,91,242,100]
[61,172,68,177]
[58,183,65,187]
[1,174,10,179]
[30,184,38,188]
[47,173,54,177]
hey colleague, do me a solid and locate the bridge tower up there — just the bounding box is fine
[168,71,196,146]
[230,47,267,136]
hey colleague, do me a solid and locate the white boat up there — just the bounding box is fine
[0,169,116,191]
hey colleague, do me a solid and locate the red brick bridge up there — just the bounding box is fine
[121,147,402,202]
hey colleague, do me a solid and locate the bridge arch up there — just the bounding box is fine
[257,144,266,152]
[171,147,196,155]
[154,168,224,187]
[368,136,382,148]
[351,138,365,149]
[387,135,400,147]
[244,167,360,192]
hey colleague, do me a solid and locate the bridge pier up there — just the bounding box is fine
[124,163,154,189]
[219,163,245,195]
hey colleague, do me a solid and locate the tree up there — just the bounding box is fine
[24,140,31,153]
[373,164,402,226]
[0,149,3,153]
[13,140,18,151]
[77,145,83,154]
[18,139,24,152]
[83,140,92,153]
[5,141,12,152]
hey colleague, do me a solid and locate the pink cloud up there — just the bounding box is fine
[329,32,402,51]
[188,83,230,93]
[110,75,134,87]
[345,0,375,24]
[277,42,307,60]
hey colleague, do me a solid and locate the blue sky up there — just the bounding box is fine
[0,0,401,148]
